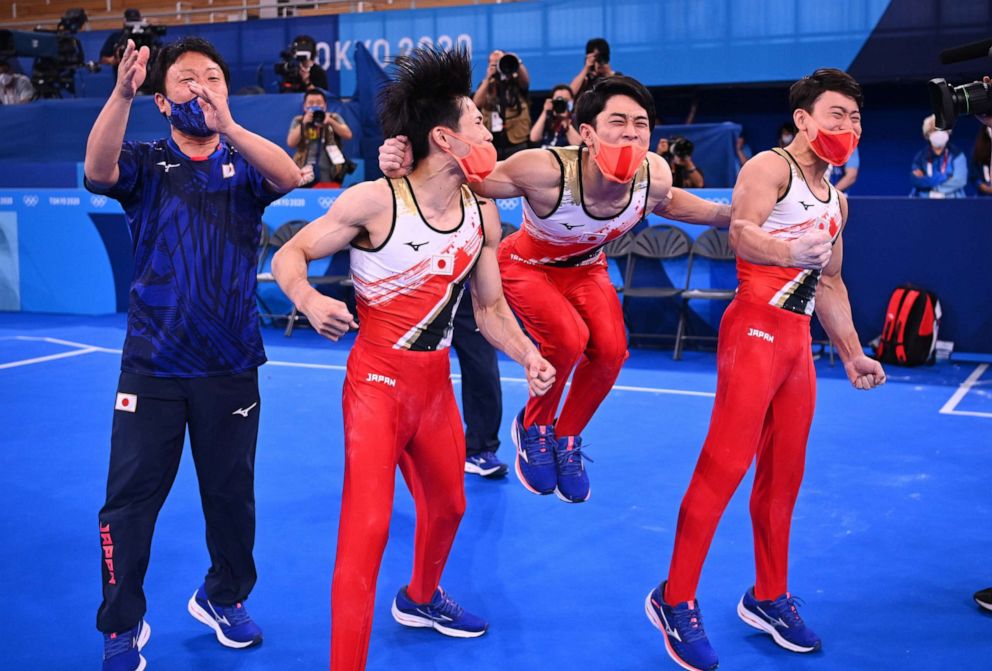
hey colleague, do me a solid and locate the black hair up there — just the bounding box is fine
[574,75,655,130]
[378,46,472,164]
[149,36,231,96]
[303,88,326,104]
[585,37,610,63]
[551,83,573,98]
[789,67,863,112]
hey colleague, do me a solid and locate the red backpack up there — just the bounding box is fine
[874,285,941,366]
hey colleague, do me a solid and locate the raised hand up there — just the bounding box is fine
[378,135,413,178]
[116,40,149,101]
[187,80,233,134]
[788,228,832,269]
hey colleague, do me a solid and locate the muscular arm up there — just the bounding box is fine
[271,181,384,339]
[471,200,555,395]
[650,156,728,226]
[469,147,560,201]
[814,194,885,389]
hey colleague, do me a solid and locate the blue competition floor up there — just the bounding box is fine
[1,312,991,670]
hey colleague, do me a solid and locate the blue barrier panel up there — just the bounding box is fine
[3,188,988,354]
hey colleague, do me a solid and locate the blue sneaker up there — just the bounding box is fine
[554,435,592,503]
[737,587,821,653]
[465,450,508,478]
[391,585,488,638]
[645,582,718,671]
[511,408,556,495]
[187,584,263,649]
[102,620,150,671]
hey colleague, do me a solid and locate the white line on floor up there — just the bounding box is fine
[3,334,719,398]
[939,363,989,416]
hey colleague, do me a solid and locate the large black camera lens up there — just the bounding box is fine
[311,109,325,125]
[498,53,519,77]
[552,97,568,115]
[672,137,694,158]
[929,78,992,130]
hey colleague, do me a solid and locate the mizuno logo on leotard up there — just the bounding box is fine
[747,328,775,343]
[799,200,814,211]
[405,241,428,251]
[156,161,181,173]
[560,222,582,230]
[366,373,397,387]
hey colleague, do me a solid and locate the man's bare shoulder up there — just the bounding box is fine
[333,178,391,212]
[739,150,791,183]
[503,147,565,188]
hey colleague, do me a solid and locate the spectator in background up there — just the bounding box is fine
[910,114,967,198]
[830,146,859,193]
[570,37,617,97]
[776,121,797,148]
[0,59,34,104]
[287,88,353,187]
[529,84,581,148]
[474,49,530,160]
[971,125,991,196]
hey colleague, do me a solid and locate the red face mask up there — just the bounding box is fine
[802,116,860,167]
[440,130,497,183]
[589,133,648,183]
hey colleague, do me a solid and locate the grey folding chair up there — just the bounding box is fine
[622,225,692,344]
[674,227,737,360]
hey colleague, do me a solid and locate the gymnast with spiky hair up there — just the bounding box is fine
[271,46,555,671]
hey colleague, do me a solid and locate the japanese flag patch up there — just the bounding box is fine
[115,392,137,413]
[430,254,455,276]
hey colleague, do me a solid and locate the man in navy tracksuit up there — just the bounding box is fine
[84,36,300,671]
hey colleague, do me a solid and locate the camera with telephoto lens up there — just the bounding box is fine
[928,78,992,130]
[498,53,519,78]
[311,109,325,125]
[671,136,695,159]
[551,96,569,115]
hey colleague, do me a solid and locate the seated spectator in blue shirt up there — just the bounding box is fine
[910,114,967,198]
[971,126,992,196]
[830,146,859,193]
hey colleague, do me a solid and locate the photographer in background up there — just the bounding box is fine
[276,35,327,93]
[473,49,530,159]
[287,88,353,187]
[657,135,704,188]
[529,84,581,148]
[570,37,617,97]
[0,59,34,104]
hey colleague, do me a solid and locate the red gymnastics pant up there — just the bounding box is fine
[498,244,628,437]
[665,299,816,604]
[331,339,467,671]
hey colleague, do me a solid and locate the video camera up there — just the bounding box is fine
[116,9,166,55]
[275,35,316,92]
[0,8,93,99]
[928,37,992,130]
